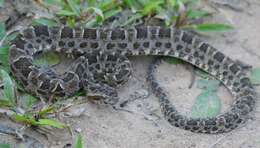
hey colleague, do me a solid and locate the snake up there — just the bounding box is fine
[8,25,256,133]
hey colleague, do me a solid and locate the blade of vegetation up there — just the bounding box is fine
[124,0,141,13]
[0,143,11,148]
[121,13,142,26]
[187,9,209,19]
[20,94,38,109]
[142,0,163,15]
[32,18,58,27]
[0,45,9,71]
[33,52,60,66]
[250,68,260,85]
[43,0,63,6]
[0,99,12,107]
[67,0,81,17]
[74,134,83,148]
[87,7,104,20]
[164,57,183,65]
[0,0,4,8]
[196,79,219,91]
[0,69,15,105]
[38,119,66,129]
[12,114,38,125]
[12,114,66,128]
[56,10,77,16]
[191,90,221,118]
[184,23,233,32]
[0,22,6,40]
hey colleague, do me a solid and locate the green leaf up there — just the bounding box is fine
[196,79,219,91]
[0,143,11,148]
[37,119,66,129]
[250,68,260,85]
[74,134,83,148]
[12,114,66,128]
[67,0,81,16]
[20,93,38,109]
[0,0,4,8]
[43,0,63,6]
[0,22,6,40]
[33,52,60,66]
[194,68,214,79]
[124,0,141,13]
[104,7,122,20]
[0,45,9,71]
[142,0,163,15]
[12,114,38,125]
[191,90,221,118]
[67,17,76,27]
[37,106,54,117]
[187,9,209,19]
[32,18,58,27]
[5,32,19,42]
[184,23,233,32]
[56,10,77,16]
[0,69,15,105]
[0,99,12,107]
[164,57,183,65]
[87,7,104,21]
[121,13,143,26]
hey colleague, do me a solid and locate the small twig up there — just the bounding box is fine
[241,39,260,60]
[208,133,231,148]
[114,107,159,126]
[188,65,196,89]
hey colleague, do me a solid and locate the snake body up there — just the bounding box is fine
[9,25,256,133]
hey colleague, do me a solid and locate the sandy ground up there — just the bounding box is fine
[1,0,260,148]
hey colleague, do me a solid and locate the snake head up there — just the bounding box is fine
[85,81,119,105]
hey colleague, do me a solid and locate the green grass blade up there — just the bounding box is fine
[0,143,11,148]
[250,68,260,85]
[74,134,83,148]
[187,9,209,19]
[56,10,77,16]
[191,90,221,118]
[0,45,9,71]
[37,119,66,129]
[67,0,81,16]
[0,69,15,105]
[0,22,6,40]
[32,18,58,27]
[0,0,4,8]
[184,23,233,32]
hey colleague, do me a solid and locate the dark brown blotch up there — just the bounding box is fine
[13,35,26,49]
[176,44,183,51]
[90,42,99,49]
[67,41,75,47]
[181,32,193,44]
[118,43,127,48]
[61,27,73,38]
[34,25,49,37]
[106,43,115,50]
[83,28,97,39]
[164,42,171,48]
[199,43,208,53]
[79,42,88,48]
[158,28,171,38]
[229,64,240,74]
[136,27,148,39]
[133,42,140,49]
[111,29,125,40]
[22,28,34,39]
[213,52,225,62]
